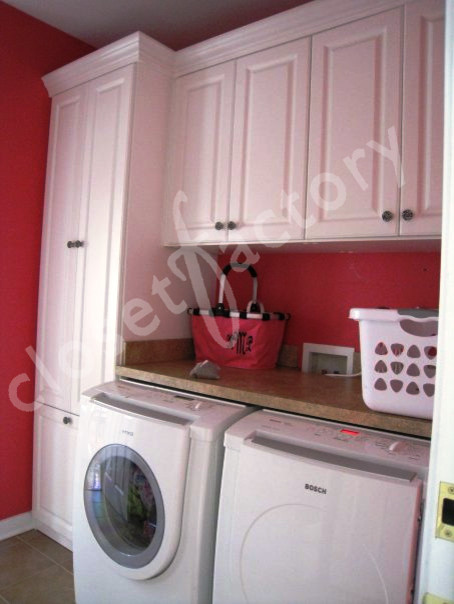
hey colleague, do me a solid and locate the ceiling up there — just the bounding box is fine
[4,0,313,50]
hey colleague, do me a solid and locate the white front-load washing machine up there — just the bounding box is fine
[213,409,430,604]
[73,379,252,604]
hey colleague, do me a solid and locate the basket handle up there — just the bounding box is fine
[397,308,438,321]
[216,263,260,312]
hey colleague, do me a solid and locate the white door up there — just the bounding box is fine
[35,84,88,412]
[306,9,402,239]
[417,0,454,599]
[400,0,444,236]
[33,403,79,547]
[164,62,235,244]
[228,39,310,244]
[72,65,134,415]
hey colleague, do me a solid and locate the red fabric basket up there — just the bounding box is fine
[188,264,290,369]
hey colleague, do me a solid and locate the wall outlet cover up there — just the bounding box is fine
[302,343,357,375]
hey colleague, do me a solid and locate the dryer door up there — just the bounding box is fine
[214,436,423,604]
[84,444,165,570]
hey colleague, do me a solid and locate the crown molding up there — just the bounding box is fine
[43,32,175,97]
[174,0,410,76]
[43,0,415,95]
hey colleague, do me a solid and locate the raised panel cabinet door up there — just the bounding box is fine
[35,84,88,412]
[72,66,135,415]
[33,403,79,546]
[400,0,444,236]
[306,9,402,239]
[229,38,310,244]
[164,62,235,244]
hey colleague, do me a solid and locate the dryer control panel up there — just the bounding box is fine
[225,409,430,477]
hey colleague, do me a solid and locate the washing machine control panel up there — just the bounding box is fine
[87,380,222,414]
[83,380,250,442]
[246,411,430,470]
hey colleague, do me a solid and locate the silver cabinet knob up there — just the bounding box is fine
[381,210,394,222]
[402,209,414,221]
[227,221,237,230]
[214,221,224,231]
[67,240,84,248]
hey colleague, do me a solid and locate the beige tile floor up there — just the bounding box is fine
[0,530,74,604]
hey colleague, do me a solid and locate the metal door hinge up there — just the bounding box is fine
[423,594,454,604]
[436,482,454,542]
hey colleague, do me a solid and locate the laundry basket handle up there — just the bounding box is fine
[216,263,260,312]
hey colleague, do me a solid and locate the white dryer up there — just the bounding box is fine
[73,379,252,604]
[213,409,430,604]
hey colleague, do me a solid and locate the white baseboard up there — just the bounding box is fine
[0,512,35,541]
[33,520,72,551]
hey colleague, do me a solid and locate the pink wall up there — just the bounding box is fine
[0,1,93,521]
[218,251,441,362]
[0,1,442,523]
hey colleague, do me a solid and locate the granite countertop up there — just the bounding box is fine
[115,359,432,438]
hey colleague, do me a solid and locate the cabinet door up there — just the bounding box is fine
[164,63,235,244]
[306,9,402,239]
[35,84,88,412]
[229,39,310,243]
[37,67,134,416]
[33,403,79,547]
[400,0,444,236]
[73,66,134,414]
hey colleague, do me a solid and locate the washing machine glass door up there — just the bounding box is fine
[84,444,165,569]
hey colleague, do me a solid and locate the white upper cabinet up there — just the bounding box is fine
[306,9,402,239]
[229,39,310,243]
[400,0,444,236]
[164,62,235,244]
[165,0,444,246]
[164,38,311,245]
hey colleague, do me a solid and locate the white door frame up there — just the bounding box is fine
[417,0,454,600]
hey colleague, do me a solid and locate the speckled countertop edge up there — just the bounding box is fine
[116,361,432,438]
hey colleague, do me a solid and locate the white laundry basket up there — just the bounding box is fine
[350,308,438,419]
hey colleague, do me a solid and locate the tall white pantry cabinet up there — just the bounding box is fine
[32,34,187,547]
